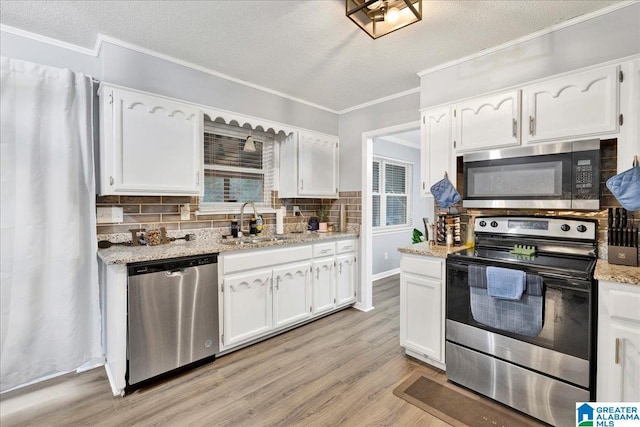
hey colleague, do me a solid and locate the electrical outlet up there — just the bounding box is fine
[181,204,191,220]
[293,206,301,216]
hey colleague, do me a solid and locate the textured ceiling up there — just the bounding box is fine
[0,0,621,111]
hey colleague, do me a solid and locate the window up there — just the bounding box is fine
[372,157,412,229]
[201,121,275,209]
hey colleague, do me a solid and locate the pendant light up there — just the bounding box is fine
[346,0,422,39]
[243,135,256,152]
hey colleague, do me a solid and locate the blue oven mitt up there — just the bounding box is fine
[430,174,461,209]
[606,158,640,211]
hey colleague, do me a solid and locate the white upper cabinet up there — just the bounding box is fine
[99,85,203,196]
[279,130,339,198]
[453,89,521,152]
[523,65,620,144]
[421,107,455,197]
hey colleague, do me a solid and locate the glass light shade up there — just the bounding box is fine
[243,136,256,152]
[346,0,422,39]
[386,7,400,23]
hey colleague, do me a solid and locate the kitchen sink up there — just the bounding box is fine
[219,236,290,246]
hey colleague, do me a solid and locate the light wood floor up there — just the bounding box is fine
[0,277,537,427]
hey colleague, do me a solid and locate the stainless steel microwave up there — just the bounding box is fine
[462,140,600,210]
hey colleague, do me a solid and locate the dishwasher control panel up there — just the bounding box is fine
[128,254,218,276]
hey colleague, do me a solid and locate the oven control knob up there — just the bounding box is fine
[561,224,571,232]
[577,224,587,233]
[479,220,487,227]
[490,221,498,228]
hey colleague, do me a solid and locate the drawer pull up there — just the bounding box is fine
[615,338,620,364]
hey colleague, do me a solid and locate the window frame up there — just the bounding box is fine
[198,123,275,214]
[372,156,412,233]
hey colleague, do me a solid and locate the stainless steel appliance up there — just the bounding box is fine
[463,140,600,210]
[446,216,597,427]
[127,254,219,388]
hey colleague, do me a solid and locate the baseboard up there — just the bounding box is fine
[372,268,400,282]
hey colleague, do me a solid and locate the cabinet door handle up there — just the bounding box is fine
[512,118,517,138]
[615,338,620,364]
[275,276,280,291]
[196,171,200,185]
[316,268,320,280]
[529,116,535,136]
[300,179,304,190]
[109,176,114,186]
[339,263,343,274]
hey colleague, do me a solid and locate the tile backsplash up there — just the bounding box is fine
[96,191,362,236]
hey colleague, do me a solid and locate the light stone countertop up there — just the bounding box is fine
[595,260,640,286]
[397,242,468,259]
[98,231,359,265]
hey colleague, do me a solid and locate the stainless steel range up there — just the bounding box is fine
[446,216,598,427]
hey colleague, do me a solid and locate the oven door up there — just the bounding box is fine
[446,258,595,388]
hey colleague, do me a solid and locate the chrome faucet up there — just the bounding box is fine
[239,201,258,236]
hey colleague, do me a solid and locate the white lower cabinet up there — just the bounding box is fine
[399,254,446,370]
[336,254,357,306]
[597,280,640,402]
[273,262,312,329]
[222,268,273,348]
[220,239,357,351]
[312,258,335,315]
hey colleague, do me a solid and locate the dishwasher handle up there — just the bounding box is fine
[165,268,191,277]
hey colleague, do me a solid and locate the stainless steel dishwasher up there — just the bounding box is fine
[127,254,218,387]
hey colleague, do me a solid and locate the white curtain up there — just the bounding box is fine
[0,57,103,393]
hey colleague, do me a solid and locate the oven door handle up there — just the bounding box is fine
[541,272,574,281]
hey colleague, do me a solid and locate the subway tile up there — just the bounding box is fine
[120,196,162,204]
[123,214,162,224]
[122,205,140,214]
[97,224,138,234]
[141,222,180,231]
[96,195,120,204]
[141,204,180,214]
[161,196,194,204]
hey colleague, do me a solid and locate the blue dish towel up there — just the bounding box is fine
[430,174,461,209]
[486,267,526,300]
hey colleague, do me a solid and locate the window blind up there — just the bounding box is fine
[202,121,274,206]
[372,157,412,229]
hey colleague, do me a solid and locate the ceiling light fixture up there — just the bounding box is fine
[243,135,256,152]
[346,0,422,39]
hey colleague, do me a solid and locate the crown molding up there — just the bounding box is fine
[338,87,420,114]
[417,1,638,77]
[0,24,98,56]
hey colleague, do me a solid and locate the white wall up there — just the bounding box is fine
[338,92,420,191]
[100,43,338,134]
[0,31,100,77]
[371,141,426,276]
[0,31,338,135]
[420,3,640,108]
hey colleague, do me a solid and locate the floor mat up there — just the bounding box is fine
[393,372,544,427]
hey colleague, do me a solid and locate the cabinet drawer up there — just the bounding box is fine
[400,256,442,280]
[609,288,640,322]
[336,239,356,254]
[223,245,312,274]
[313,242,336,258]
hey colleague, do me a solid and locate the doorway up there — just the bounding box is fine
[358,121,433,312]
